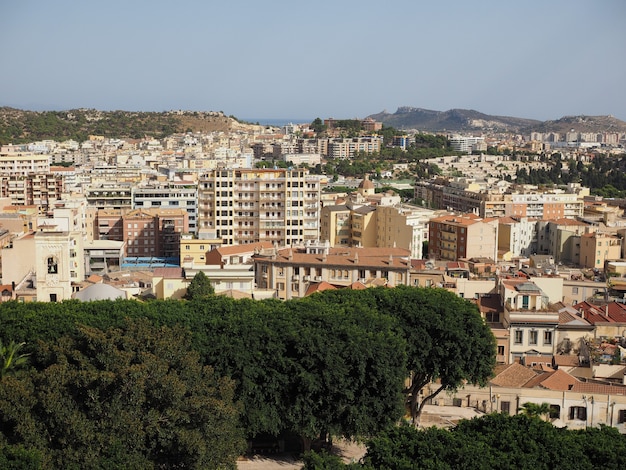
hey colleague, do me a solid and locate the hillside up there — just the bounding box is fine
[0,108,262,144]
[368,107,626,134]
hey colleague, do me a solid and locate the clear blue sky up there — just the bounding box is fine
[1,0,624,121]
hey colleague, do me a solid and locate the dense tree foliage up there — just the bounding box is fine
[0,109,182,144]
[0,318,244,469]
[359,414,626,469]
[0,287,496,461]
[183,270,214,299]
[514,153,626,197]
[308,287,496,423]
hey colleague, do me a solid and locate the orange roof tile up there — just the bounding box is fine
[491,363,538,388]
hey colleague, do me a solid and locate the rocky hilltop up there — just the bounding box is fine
[368,107,626,134]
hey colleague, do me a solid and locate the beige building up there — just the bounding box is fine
[580,232,622,269]
[429,213,498,261]
[197,168,322,247]
[253,241,411,300]
[0,152,50,176]
[34,225,84,302]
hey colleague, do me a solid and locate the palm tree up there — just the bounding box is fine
[520,402,551,421]
[0,339,30,379]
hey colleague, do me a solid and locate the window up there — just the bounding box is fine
[497,345,505,356]
[529,330,538,345]
[486,312,500,323]
[549,404,560,419]
[618,409,626,424]
[572,287,579,294]
[514,330,523,344]
[569,406,587,421]
[500,401,510,414]
[544,331,553,345]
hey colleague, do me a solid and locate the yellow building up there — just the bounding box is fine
[580,232,622,270]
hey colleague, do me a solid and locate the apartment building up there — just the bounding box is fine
[85,183,133,210]
[132,183,198,234]
[0,174,64,209]
[253,242,411,300]
[326,137,382,159]
[498,217,538,259]
[536,218,589,264]
[95,208,188,258]
[499,279,557,363]
[415,179,586,220]
[580,232,622,270]
[197,168,321,246]
[0,152,50,176]
[428,213,498,261]
[375,205,434,259]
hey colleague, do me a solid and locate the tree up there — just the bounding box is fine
[520,402,552,420]
[184,270,214,299]
[367,286,496,423]
[361,414,626,469]
[0,319,245,469]
[0,340,29,380]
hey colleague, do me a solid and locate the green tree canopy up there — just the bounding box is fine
[0,319,244,469]
[184,270,215,300]
[315,287,496,423]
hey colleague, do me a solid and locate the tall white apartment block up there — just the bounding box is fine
[197,168,321,246]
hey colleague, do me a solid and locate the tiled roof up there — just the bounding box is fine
[536,369,578,391]
[216,241,273,256]
[570,382,626,396]
[272,246,411,269]
[305,281,337,296]
[152,267,184,278]
[553,355,581,367]
[491,363,538,388]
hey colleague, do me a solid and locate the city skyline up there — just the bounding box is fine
[1,0,625,121]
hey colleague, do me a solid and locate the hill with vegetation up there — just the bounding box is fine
[0,108,261,145]
[368,107,626,134]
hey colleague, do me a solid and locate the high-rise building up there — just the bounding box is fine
[197,168,322,246]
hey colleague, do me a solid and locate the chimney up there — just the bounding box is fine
[353,252,359,264]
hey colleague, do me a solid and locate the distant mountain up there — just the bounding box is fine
[368,107,626,134]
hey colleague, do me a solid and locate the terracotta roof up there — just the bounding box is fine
[536,369,578,391]
[305,281,337,296]
[570,382,626,396]
[349,281,368,290]
[548,218,588,226]
[86,274,103,284]
[216,241,273,256]
[524,355,554,369]
[491,363,538,388]
[152,267,184,278]
[271,246,411,269]
[553,355,581,367]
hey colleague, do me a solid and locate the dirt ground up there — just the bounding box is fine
[237,439,366,470]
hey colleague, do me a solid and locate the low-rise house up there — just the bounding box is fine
[253,241,411,300]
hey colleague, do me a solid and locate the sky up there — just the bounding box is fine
[1,0,625,122]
